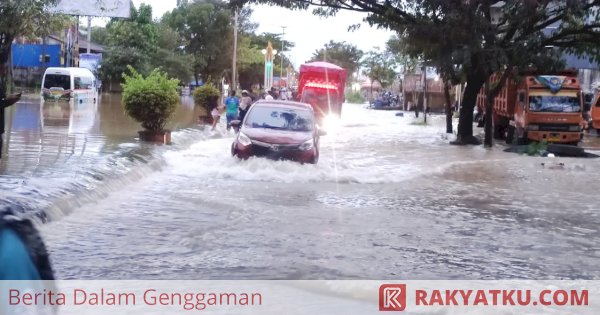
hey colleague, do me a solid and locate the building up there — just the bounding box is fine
[11,28,104,88]
[402,74,453,113]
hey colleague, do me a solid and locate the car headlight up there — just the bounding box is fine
[528,124,539,131]
[237,132,252,146]
[568,125,581,132]
[299,139,314,151]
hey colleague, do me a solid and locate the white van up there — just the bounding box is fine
[41,67,98,103]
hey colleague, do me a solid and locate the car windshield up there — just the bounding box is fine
[245,106,313,132]
[44,74,71,90]
[528,95,581,113]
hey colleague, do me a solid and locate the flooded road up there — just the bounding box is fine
[2,97,600,280]
[1,95,205,215]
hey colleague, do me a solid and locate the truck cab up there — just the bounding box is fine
[296,62,346,125]
[589,90,600,133]
[512,75,584,145]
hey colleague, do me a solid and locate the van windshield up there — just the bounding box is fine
[44,74,70,90]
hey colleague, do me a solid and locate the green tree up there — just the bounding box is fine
[310,40,363,83]
[152,23,193,84]
[236,36,264,90]
[385,35,418,76]
[91,26,109,46]
[230,0,600,145]
[162,0,233,84]
[98,3,158,84]
[362,49,397,89]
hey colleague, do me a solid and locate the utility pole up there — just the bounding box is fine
[87,16,92,53]
[232,10,238,91]
[280,26,286,84]
[423,64,427,124]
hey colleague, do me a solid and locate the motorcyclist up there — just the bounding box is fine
[0,208,54,280]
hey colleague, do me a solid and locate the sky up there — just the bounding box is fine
[124,0,394,68]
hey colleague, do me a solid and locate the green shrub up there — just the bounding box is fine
[526,141,548,156]
[345,90,365,104]
[193,83,221,111]
[122,66,180,132]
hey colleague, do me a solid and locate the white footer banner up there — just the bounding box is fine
[1,280,598,314]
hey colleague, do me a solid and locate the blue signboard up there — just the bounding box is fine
[11,44,61,68]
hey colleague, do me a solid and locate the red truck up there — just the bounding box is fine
[296,62,347,123]
[477,71,585,145]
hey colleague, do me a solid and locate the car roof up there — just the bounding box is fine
[253,100,313,111]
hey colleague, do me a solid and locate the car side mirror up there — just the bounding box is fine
[317,128,327,136]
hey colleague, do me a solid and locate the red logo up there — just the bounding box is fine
[379,284,406,311]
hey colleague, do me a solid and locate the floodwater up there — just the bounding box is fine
[1,96,600,280]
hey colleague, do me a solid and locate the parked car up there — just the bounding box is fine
[231,100,325,164]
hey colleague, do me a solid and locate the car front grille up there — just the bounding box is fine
[251,140,302,158]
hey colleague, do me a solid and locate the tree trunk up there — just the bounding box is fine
[484,79,493,147]
[444,80,453,134]
[415,91,421,118]
[194,73,200,86]
[453,77,485,145]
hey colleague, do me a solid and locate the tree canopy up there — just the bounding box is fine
[310,40,363,82]
[98,4,159,83]
[162,0,233,84]
[361,49,397,89]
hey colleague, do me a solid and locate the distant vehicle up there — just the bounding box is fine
[477,70,584,145]
[231,100,326,164]
[296,62,346,124]
[41,67,98,103]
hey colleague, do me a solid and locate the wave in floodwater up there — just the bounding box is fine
[1,128,210,222]
[163,132,438,185]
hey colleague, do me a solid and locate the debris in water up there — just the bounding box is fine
[541,162,565,169]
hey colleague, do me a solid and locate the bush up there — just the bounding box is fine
[526,141,548,156]
[193,83,221,111]
[122,66,180,132]
[345,91,365,104]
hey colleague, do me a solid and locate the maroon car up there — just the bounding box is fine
[231,100,325,164]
